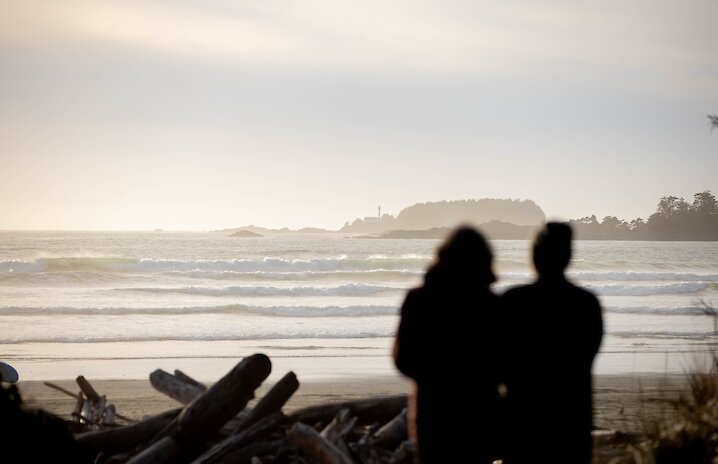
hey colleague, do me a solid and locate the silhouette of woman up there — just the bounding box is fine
[393,226,502,463]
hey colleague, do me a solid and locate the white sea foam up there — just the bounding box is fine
[0,304,397,317]
[164,269,423,281]
[570,271,718,282]
[120,283,400,297]
[605,305,709,315]
[585,282,708,296]
[0,329,397,344]
[613,330,716,340]
[0,256,431,274]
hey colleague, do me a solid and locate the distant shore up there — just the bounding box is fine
[19,373,687,433]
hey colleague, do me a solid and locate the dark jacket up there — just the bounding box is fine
[501,277,603,464]
[395,279,502,463]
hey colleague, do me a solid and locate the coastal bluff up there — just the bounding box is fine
[341,198,545,234]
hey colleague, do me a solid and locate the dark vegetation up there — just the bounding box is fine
[221,190,718,241]
[570,191,718,241]
[648,354,718,464]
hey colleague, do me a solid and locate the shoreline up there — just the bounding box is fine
[17,373,688,433]
[4,336,714,383]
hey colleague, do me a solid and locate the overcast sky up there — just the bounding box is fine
[1,0,716,230]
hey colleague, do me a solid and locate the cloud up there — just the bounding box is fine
[1,0,713,77]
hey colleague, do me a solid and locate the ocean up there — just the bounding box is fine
[1,231,717,381]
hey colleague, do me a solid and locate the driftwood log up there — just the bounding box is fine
[213,439,284,464]
[190,412,285,464]
[370,408,408,449]
[126,436,184,464]
[176,353,271,440]
[126,354,272,464]
[77,375,101,403]
[173,370,207,391]
[287,422,354,464]
[234,371,299,434]
[288,395,408,426]
[150,369,206,405]
[76,408,182,456]
[321,408,356,457]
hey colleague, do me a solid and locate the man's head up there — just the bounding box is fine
[533,222,572,277]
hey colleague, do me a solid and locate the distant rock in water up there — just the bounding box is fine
[230,230,263,238]
[342,198,545,234]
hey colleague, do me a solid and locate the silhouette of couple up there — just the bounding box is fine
[394,223,603,464]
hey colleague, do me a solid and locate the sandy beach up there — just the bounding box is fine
[17,373,688,434]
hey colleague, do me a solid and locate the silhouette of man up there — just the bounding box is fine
[501,222,603,464]
[394,226,502,463]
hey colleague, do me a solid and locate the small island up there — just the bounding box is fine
[229,230,263,238]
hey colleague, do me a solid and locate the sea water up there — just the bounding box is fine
[0,231,716,380]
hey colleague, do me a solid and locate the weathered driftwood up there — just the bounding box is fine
[321,408,356,457]
[76,375,102,403]
[190,412,285,464]
[221,407,253,434]
[131,354,272,462]
[352,445,392,464]
[58,355,418,464]
[44,381,81,399]
[287,422,354,464]
[102,405,116,426]
[73,391,85,423]
[76,407,182,456]
[176,353,272,440]
[73,375,120,426]
[233,371,299,434]
[126,436,183,464]
[218,440,284,464]
[174,370,207,391]
[390,440,416,464]
[288,395,408,426]
[150,369,206,405]
[45,381,133,423]
[370,408,407,449]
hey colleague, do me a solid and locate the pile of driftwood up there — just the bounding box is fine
[45,376,134,430]
[59,354,411,464]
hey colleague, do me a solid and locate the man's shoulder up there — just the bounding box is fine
[501,284,535,300]
[566,281,601,303]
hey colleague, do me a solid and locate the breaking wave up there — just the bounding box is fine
[0,304,398,317]
[120,283,399,297]
[586,283,707,296]
[0,256,430,274]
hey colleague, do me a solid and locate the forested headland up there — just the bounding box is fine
[340,199,545,234]
[221,191,718,241]
[358,191,718,241]
[569,191,718,240]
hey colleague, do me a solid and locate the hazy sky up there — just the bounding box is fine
[1,0,717,230]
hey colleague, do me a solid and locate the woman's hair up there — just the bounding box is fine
[425,225,495,287]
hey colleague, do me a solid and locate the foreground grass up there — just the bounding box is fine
[593,356,718,464]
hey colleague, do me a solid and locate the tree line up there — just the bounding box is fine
[570,191,718,241]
